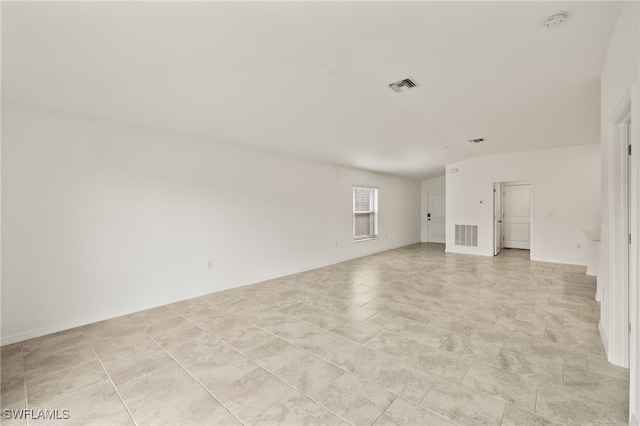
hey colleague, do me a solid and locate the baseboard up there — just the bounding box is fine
[630,413,639,426]
[530,256,587,267]
[440,251,588,266]
[1,240,420,346]
[444,248,493,257]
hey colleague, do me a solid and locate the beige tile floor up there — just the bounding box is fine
[0,244,630,426]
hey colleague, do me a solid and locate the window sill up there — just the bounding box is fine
[353,237,378,243]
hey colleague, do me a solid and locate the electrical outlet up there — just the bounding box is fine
[206,260,213,269]
[576,243,581,249]
[335,242,338,248]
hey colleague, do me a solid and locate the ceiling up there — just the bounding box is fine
[1,1,623,179]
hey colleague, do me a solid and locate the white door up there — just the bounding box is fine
[493,183,502,255]
[503,184,530,249]
[427,190,446,243]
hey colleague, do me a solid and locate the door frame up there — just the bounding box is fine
[605,83,637,371]
[493,179,534,259]
[625,81,640,426]
[493,183,502,256]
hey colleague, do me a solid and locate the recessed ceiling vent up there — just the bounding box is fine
[544,12,568,28]
[468,138,484,144]
[389,78,419,93]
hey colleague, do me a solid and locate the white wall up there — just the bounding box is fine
[599,1,639,423]
[445,145,601,265]
[420,176,446,242]
[1,104,421,345]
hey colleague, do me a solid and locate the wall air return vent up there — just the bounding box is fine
[455,225,478,247]
[389,78,419,93]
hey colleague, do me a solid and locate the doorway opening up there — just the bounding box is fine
[493,180,532,259]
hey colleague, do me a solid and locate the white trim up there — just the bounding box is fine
[492,178,534,259]
[530,257,587,267]
[628,81,640,426]
[605,84,635,368]
[609,86,632,123]
[353,186,379,241]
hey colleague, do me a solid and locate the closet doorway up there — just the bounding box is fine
[493,180,532,257]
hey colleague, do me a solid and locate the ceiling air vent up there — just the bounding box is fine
[544,12,568,28]
[389,78,419,93]
[468,138,484,144]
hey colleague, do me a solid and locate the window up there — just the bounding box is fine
[353,186,378,241]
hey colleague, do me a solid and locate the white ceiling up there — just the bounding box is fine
[1,1,623,179]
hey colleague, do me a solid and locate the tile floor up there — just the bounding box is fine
[0,244,630,425]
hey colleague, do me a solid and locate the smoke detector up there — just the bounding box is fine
[468,138,484,144]
[389,78,419,93]
[321,69,335,77]
[544,12,568,28]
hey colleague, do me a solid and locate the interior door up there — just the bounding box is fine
[427,190,446,243]
[503,184,531,249]
[494,183,502,255]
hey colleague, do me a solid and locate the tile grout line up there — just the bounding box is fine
[458,361,473,384]
[417,376,439,407]
[21,344,30,426]
[18,336,128,412]
[534,380,540,414]
[271,327,447,407]
[161,305,358,423]
[209,296,423,382]
[91,348,139,426]
[498,403,507,425]
[368,395,398,426]
[101,349,175,388]
[144,335,248,426]
[441,373,518,420]
[559,378,629,415]
[182,305,439,425]
[175,313,355,425]
[418,378,464,426]
[362,352,392,376]
[24,357,101,390]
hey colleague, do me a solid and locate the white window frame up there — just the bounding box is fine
[353,186,378,242]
